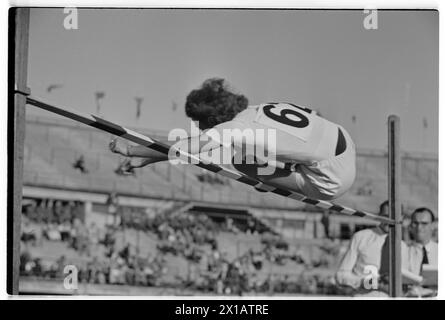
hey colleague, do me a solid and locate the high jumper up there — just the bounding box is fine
[110,78,356,202]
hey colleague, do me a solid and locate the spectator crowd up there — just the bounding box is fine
[23,196,430,296]
[19,197,342,295]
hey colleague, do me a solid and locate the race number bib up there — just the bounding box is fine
[254,103,315,142]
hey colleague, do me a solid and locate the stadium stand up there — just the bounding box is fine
[19,115,438,296]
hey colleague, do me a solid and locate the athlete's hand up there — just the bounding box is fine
[109,138,128,156]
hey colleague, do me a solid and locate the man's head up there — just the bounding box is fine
[185,78,248,130]
[410,207,435,245]
[378,200,390,233]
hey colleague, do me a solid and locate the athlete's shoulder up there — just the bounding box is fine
[232,105,260,122]
[354,228,374,237]
[355,227,384,240]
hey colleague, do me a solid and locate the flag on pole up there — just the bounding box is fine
[95,91,105,114]
[135,97,143,120]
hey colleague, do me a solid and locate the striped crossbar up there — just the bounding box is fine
[26,96,396,225]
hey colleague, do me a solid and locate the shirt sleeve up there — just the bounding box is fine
[335,233,362,289]
[401,241,412,273]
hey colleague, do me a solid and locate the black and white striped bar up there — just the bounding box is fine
[26,96,396,225]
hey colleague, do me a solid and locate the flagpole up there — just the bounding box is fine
[351,114,357,146]
[95,91,105,117]
[96,99,101,117]
[135,97,143,129]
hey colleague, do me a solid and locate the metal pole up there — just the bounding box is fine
[9,7,30,295]
[388,115,402,297]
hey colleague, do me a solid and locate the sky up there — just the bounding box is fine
[27,9,438,154]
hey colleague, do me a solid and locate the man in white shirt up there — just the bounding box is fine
[335,201,415,296]
[335,201,391,296]
[405,207,438,294]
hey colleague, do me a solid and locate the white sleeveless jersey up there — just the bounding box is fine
[206,103,356,200]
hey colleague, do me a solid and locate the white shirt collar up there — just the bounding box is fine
[425,240,435,252]
[413,240,434,252]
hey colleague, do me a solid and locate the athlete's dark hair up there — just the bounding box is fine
[185,78,249,130]
[411,207,435,223]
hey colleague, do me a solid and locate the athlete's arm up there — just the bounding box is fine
[109,138,164,158]
[109,134,222,163]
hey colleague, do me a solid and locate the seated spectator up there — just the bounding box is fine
[336,201,415,297]
[134,266,147,286]
[71,218,90,256]
[72,201,86,222]
[55,255,67,278]
[38,199,53,224]
[251,250,265,270]
[61,201,74,223]
[404,207,438,297]
[32,258,44,277]
[21,220,37,246]
[335,201,393,296]
[19,251,33,276]
[101,226,116,250]
[246,219,255,234]
[119,244,131,263]
[109,257,126,285]
[291,245,307,265]
[44,223,62,241]
[96,269,107,285]
[58,221,72,242]
[23,199,38,221]
[53,201,63,224]
[406,207,438,274]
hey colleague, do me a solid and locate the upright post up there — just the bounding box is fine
[388,115,402,297]
[9,8,30,295]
